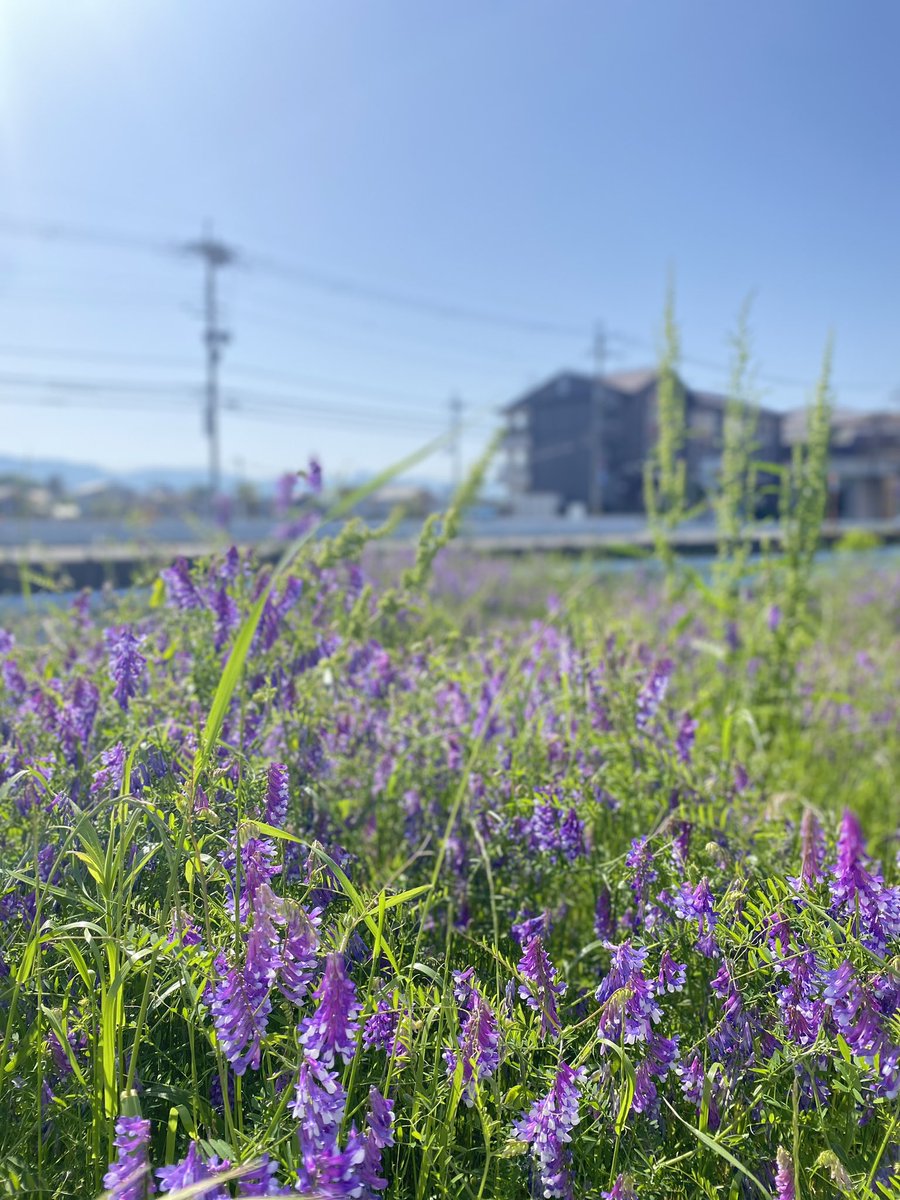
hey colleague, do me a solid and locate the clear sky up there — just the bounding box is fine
[0,0,897,485]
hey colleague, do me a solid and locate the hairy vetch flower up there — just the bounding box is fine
[444,991,501,1105]
[91,741,126,795]
[798,808,825,887]
[518,935,566,1038]
[636,659,672,731]
[160,558,204,610]
[278,904,321,1006]
[205,946,274,1076]
[363,1000,408,1060]
[296,1127,366,1198]
[264,762,290,828]
[210,584,240,651]
[512,1062,585,1200]
[104,625,147,711]
[823,961,899,1098]
[103,1115,155,1200]
[774,1147,795,1200]
[298,952,361,1066]
[156,1141,227,1197]
[512,909,553,947]
[675,712,696,763]
[233,1154,289,1196]
[291,1055,347,1155]
[656,950,687,993]
[830,809,900,956]
[602,1175,637,1199]
[594,889,614,942]
[671,877,718,956]
[361,1088,394,1195]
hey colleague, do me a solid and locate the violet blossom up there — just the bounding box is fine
[444,991,501,1104]
[103,1115,155,1200]
[298,952,361,1066]
[518,935,566,1038]
[512,1062,584,1200]
[104,625,147,711]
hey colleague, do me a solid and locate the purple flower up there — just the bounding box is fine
[161,558,204,610]
[298,952,361,1066]
[823,961,899,1098]
[656,950,687,993]
[363,1000,408,1060]
[296,1127,367,1198]
[91,742,126,795]
[1,658,26,698]
[291,1055,347,1154]
[105,625,147,712]
[512,909,553,948]
[512,1062,584,1200]
[830,809,900,955]
[274,472,296,516]
[205,937,276,1076]
[234,1155,289,1196]
[596,941,661,1045]
[832,809,870,908]
[264,762,289,828]
[710,962,742,1022]
[307,457,323,495]
[775,944,823,1046]
[518,935,566,1039]
[774,1147,795,1200]
[797,808,825,888]
[528,797,586,863]
[279,904,320,1006]
[156,1142,227,1198]
[768,603,782,633]
[602,1175,637,1199]
[210,584,240,651]
[103,1115,155,1199]
[625,837,657,914]
[452,967,476,1007]
[636,659,672,731]
[361,1089,394,1196]
[444,991,501,1105]
[0,628,14,655]
[675,712,696,764]
[59,677,100,761]
[594,889,615,942]
[671,878,718,956]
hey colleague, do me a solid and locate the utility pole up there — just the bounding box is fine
[589,322,607,514]
[449,394,464,491]
[183,227,235,511]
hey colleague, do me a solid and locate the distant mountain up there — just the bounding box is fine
[0,456,249,492]
[0,456,502,498]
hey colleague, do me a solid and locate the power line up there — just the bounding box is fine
[0,216,175,257]
[0,213,595,342]
[0,344,448,406]
[0,370,197,395]
[1,213,891,407]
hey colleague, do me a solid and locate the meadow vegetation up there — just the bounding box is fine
[0,312,898,1199]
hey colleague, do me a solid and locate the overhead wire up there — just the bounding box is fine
[0,213,890,402]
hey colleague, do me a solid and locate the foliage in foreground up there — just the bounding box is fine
[0,518,898,1199]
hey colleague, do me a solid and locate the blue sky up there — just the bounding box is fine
[0,0,897,484]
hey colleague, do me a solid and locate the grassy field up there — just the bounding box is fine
[0,517,897,1198]
[0,336,898,1198]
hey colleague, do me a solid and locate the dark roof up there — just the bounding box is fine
[503,367,660,414]
[504,368,784,419]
